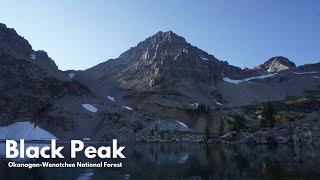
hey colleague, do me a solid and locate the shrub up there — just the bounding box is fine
[185,103,211,116]
[261,102,276,127]
[275,114,295,123]
[275,114,305,123]
[197,103,211,114]
[233,114,246,132]
[160,132,165,140]
[219,119,225,135]
[204,125,211,141]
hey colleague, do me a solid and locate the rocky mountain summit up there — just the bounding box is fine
[254,56,296,73]
[0,23,320,143]
[86,31,258,88]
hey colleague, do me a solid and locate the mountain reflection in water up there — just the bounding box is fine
[0,143,319,179]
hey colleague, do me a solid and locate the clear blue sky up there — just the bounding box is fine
[0,0,319,70]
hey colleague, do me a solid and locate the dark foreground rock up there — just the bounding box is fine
[217,118,320,145]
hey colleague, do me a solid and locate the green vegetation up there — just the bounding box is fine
[274,113,305,123]
[261,102,276,127]
[285,89,320,104]
[204,125,212,141]
[305,89,320,99]
[233,114,246,132]
[197,103,211,114]
[219,119,225,135]
[184,103,211,116]
[240,104,259,114]
[285,96,308,105]
[274,114,294,123]
[160,132,165,140]
[239,88,320,128]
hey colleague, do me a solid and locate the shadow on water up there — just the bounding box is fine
[1,143,320,179]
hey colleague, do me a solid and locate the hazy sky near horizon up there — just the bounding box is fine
[0,0,319,70]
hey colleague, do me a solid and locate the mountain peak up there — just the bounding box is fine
[255,56,296,73]
[265,56,295,66]
[156,30,179,36]
[118,30,191,62]
[146,30,187,45]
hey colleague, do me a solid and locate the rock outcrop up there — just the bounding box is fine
[0,23,33,61]
[254,56,296,73]
[0,23,67,80]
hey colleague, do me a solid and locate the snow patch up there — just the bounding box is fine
[177,121,188,128]
[68,73,75,79]
[200,57,208,61]
[223,77,243,84]
[107,96,115,102]
[223,73,277,84]
[220,131,237,138]
[215,102,223,106]
[294,71,317,75]
[30,53,36,60]
[82,104,98,113]
[313,76,320,79]
[122,106,133,110]
[244,73,278,81]
[0,121,57,140]
[191,103,198,108]
[83,138,91,141]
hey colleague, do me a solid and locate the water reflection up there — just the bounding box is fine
[77,169,94,180]
[0,143,319,179]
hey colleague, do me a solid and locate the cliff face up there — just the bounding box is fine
[0,23,33,60]
[0,23,67,80]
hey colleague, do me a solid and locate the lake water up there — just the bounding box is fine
[0,142,320,179]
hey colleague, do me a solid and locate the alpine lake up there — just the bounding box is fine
[0,142,319,180]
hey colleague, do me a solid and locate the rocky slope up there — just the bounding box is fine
[76,31,261,133]
[0,51,191,141]
[218,64,320,106]
[85,31,256,89]
[0,24,192,141]
[77,30,320,134]
[1,23,319,143]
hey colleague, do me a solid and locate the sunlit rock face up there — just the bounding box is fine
[86,31,258,91]
[254,56,296,73]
